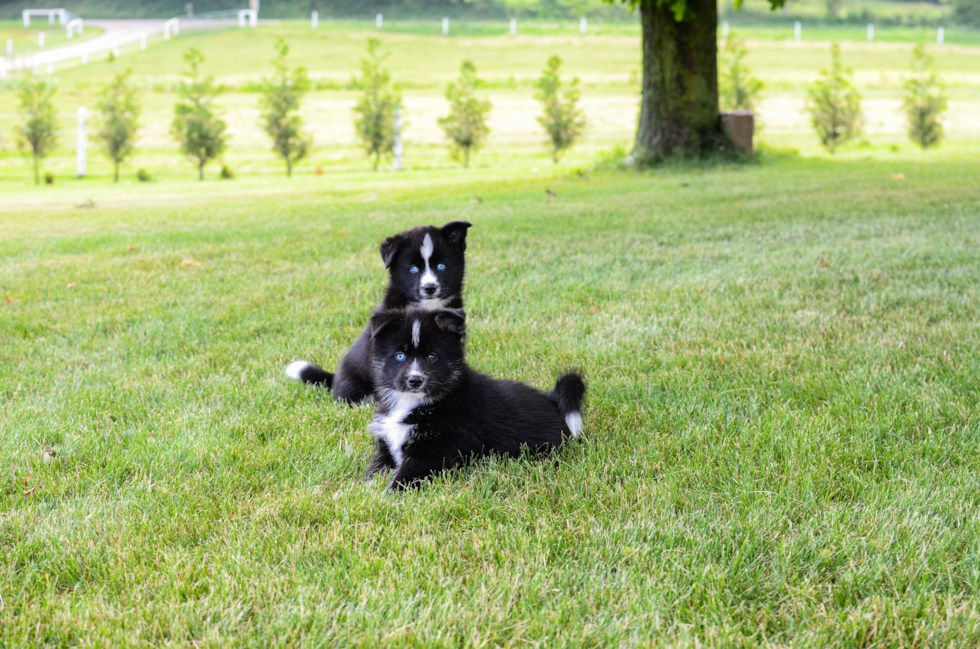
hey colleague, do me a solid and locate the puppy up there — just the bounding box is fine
[286,221,471,404]
[365,307,586,490]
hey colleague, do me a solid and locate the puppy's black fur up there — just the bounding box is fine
[286,221,471,404]
[365,308,586,490]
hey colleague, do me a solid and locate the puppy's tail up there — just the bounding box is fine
[285,361,334,389]
[552,372,586,437]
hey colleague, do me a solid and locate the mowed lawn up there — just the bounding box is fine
[2,154,979,646]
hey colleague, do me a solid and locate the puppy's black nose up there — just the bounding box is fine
[421,284,437,296]
[407,376,425,389]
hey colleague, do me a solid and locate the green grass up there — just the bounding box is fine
[1,19,979,179]
[2,153,980,645]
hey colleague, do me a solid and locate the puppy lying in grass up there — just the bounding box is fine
[365,307,586,490]
[286,221,471,404]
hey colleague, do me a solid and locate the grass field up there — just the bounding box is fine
[1,20,979,186]
[3,150,980,644]
[0,19,102,56]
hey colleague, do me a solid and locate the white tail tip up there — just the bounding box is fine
[285,360,311,380]
[565,412,583,437]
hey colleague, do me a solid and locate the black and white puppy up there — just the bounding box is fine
[365,307,586,490]
[286,221,471,404]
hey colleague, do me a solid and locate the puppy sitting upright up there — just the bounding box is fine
[286,221,471,404]
[366,307,586,490]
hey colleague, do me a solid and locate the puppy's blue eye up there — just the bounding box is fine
[437,263,446,271]
[427,353,438,362]
[395,352,406,362]
[409,266,419,274]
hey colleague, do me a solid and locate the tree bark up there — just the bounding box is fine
[634,0,723,164]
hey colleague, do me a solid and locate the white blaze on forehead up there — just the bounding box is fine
[412,320,422,348]
[420,233,439,289]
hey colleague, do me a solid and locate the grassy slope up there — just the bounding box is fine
[1,20,979,183]
[2,155,980,646]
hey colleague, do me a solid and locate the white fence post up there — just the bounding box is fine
[140,33,147,50]
[937,26,944,45]
[250,10,257,27]
[580,17,587,35]
[376,13,382,29]
[794,21,801,41]
[23,10,30,28]
[174,18,180,35]
[59,8,67,25]
[48,10,54,24]
[239,10,246,27]
[722,21,728,40]
[442,17,448,35]
[511,17,516,36]
[392,104,403,171]
[312,10,318,29]
[77,107,87,178]
[6,39,12,56]
[38,32,45,49]
[867,23,874,42]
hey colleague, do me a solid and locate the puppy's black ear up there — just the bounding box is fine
[433,309,466,337]
[370,310,404,339]
[440,221,472,251]
[379,234,405,269]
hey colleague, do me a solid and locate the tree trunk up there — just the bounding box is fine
[33,155,40,185]
[114,162,119,183]
[198,161,204,181]
[287,158,292,178]
[634,0,722,164]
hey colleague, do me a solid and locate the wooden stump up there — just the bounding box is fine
[720,111,755,153]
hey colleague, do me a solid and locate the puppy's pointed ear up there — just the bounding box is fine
[370,310,404,339]
[440,221,472,251]
[379,234,405,269]
[433,309,466,337]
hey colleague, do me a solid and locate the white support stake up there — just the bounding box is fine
[867,23,874,42]
[376,13,382,29]
[312,10,318,29]
[39,32,45,49]
[722,21,729,40]
[140,33,147,50]
[442,17,448,35]
[580,17,587,35]
[794,21,801,41]
[937,26,944,45]
[77,107,87,178]
[511,18,516,36]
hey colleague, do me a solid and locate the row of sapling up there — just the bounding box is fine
[21,40,946,178]
[806,43,947,153]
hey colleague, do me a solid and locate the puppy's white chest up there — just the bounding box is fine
[369,393,422,466]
